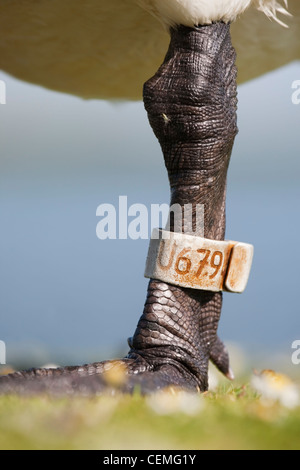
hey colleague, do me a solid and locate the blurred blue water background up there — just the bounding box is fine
[0,63,299,370]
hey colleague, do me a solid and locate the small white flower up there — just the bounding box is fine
[147,387,204,416]
[251,370,300,409]
[208,367,220,391]
[41,363,60,370]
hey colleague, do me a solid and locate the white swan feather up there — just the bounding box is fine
[138,0,291,27]
[0,0,298,100]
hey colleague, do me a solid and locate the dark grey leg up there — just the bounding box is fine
[0,22,238,395]
[126,23,238,392]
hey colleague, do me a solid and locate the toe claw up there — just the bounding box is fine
[225,367,235,381]
[210,336,233,381]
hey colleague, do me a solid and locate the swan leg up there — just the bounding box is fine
[126,22,238,392]
[0,22,238,395]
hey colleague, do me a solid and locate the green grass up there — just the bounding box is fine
[1,382,300,450]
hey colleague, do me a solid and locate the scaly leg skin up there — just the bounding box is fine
[126,22,237,392]
[0,22,237,396]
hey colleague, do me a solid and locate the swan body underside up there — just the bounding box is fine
[0,0,298,99]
